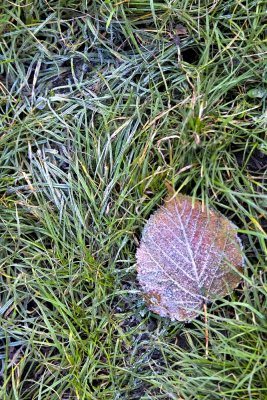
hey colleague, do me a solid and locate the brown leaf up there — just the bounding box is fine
[136,194,244,321]
[175,24,188,36]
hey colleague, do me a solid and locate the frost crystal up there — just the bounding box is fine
[136,194,244,321]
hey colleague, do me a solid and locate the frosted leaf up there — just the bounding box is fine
[136,194,244,321]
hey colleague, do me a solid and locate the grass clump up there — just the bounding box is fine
[0,0,267,399]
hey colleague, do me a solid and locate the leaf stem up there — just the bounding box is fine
[204,302,209,358]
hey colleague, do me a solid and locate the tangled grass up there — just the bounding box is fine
[0,1,266,399]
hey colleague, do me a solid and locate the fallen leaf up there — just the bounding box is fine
[136,194,244,321]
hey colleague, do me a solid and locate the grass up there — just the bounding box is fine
[0,0,267,399]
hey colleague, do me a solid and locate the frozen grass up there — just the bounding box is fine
[0,0,267,399]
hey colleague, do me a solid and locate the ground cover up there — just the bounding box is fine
[0,1,267,399]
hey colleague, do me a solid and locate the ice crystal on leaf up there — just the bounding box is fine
[136,194,244,321]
